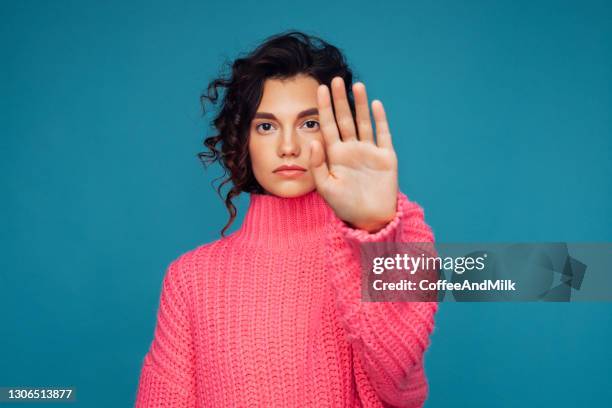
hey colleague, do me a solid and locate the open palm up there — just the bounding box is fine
[309,77,399,233]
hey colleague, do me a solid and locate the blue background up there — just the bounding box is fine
[2,0,611,406]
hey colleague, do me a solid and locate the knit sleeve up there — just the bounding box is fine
[327,191,438,408]
[135,257,197,408]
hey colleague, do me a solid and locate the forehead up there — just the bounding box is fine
[257,74,320,113]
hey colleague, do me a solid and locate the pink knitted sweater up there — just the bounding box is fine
[135,189,438,407]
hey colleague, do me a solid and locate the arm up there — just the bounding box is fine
[135,257,197,408]
[327,191,438,408]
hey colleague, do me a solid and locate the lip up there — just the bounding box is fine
[273,164,307,178]
[274,164,307,172]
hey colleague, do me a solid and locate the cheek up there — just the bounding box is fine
[248,133,272,170]
[248,133,260,168]
[248,129,262,151]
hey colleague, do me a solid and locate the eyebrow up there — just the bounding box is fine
[253,107,318,120]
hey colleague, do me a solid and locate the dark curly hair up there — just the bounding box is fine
[198,30,357,237]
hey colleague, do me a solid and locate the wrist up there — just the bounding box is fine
[346,217,393,234]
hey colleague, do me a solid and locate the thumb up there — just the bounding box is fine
[308,140,329,188]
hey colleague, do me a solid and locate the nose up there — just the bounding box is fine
[278,128,300,158]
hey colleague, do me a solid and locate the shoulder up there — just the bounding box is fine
[156,235,233,312]
[163,234,233,287]
[169,234,232,274]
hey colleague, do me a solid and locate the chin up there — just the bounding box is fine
[265,183,316,198]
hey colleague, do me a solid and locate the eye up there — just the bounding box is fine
[301,120,320,130]
[255,122,275,134]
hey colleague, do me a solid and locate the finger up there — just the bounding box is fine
[331,76,358,141]
[353,82,374,144]
[317,84,341,146]
[372,100,393,150]
[308,140,330,189]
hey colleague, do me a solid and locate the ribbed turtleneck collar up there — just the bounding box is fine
[231,189,335,249]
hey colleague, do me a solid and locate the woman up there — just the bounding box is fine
[135,30,438,408]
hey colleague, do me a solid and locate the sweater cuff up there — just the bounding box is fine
[331,191,406,244]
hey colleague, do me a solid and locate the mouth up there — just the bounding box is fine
[273,164,307,177]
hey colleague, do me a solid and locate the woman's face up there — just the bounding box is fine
[248,74,324,197]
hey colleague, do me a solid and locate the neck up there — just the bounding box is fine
[231,189,334,248]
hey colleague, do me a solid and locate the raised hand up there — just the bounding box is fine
[309,76,399,233]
